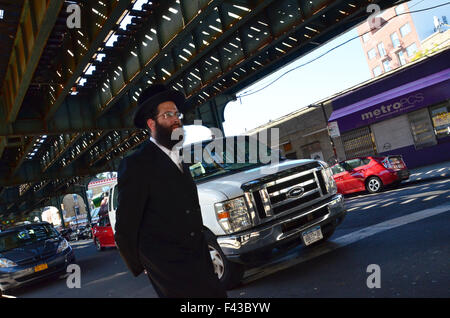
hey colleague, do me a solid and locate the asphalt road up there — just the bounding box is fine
[6,177,450,298]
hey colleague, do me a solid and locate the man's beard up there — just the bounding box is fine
[154,121,184,150]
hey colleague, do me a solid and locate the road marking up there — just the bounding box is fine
[347,207,358,211]
[362,204,377,210]
[400,198,416,204]
[381,201,395,207]
[423,195,437,201]
[243,202,450,284]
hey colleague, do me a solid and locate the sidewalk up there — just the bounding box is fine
[403,160,450,185]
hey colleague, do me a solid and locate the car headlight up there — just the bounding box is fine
[56,239,70,254]
[214,196,253,234]
[322,167,337,195]
[0,258,18,268]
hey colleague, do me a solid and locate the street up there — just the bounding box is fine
[6,177,450,298]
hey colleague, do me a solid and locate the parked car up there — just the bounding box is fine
[59,227,78,241]
[0,222,76,292]
[92,215,115,251]
[75,225,92,240]
[331,155,410,195]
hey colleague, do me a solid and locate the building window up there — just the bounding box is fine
[367,48,377,60]
[397,51,407,65]
[372,65,382,77]
[362,33,370,43]
[382,60,391,72]
[430,102,450,139]
[377,42,386,57]
[395,4,405,15]
[390,32,401,48]
[406,42,418,57]
[400,23,411,37]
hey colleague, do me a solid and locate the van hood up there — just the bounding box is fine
[196,159,318,199]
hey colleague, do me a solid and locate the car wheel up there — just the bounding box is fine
[205,231,245,290]
[95,238,104,251]
[366,176,383,193]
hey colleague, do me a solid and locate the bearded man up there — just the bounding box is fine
[114,84,227,298]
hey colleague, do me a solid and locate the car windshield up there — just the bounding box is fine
[182,136,276,182]
[0,224,59,253]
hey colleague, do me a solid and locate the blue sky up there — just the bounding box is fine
[218,0,450,136]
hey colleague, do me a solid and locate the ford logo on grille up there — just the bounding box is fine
[287,186,304,198]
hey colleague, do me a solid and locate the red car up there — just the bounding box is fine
[92,215,116,251]
[331,155,409,195]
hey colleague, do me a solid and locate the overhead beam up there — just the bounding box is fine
[0,0,64,158]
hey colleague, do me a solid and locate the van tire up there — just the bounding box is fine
[204,231,245,290]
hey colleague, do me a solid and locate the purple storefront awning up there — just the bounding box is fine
[328,68,450,133]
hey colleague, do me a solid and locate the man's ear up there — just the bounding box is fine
[146,118,155,134]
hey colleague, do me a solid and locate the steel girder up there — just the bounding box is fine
[0,0,64,158]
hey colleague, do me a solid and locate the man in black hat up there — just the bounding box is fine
[114,84,227,298]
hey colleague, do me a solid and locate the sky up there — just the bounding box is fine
[216,0,450,137]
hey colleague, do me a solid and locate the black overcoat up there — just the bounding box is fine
[114,140,226,298]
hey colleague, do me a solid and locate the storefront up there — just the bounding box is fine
[328,51,450,168]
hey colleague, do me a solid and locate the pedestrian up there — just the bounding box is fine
[114,83,227,298]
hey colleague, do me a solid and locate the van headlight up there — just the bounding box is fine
[214,196,253,234]
[56,239,70,254]
[0,258,18,268]
[319,161,338,195]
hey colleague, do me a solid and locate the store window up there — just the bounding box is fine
[430,102,450,139]
[407,108,437,149]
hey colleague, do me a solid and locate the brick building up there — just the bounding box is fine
[357,2,422,78]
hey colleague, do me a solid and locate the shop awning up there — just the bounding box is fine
[328,68,450,133]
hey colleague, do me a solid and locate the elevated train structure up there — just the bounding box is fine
[0,0,403,221]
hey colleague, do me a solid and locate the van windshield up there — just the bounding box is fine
[182,136,276,182]
[0,224,59,253]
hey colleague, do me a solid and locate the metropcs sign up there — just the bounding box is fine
[360,93,425,121]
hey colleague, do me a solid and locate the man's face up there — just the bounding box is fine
[147,101,184,149]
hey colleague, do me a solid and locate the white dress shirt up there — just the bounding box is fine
[150,137,183,172]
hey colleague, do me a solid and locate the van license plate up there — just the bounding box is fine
[34,263,48,272]
[302,226,323,246]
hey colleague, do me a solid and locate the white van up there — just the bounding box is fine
[108,136,346,288]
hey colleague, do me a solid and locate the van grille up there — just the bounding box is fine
[247,164,328,221]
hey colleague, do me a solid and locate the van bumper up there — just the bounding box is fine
[217,194,346,265]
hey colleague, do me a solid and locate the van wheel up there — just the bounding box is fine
[366,176,383,193]
[205,231,245,290]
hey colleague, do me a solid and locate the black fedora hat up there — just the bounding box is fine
[133,83,186,129]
